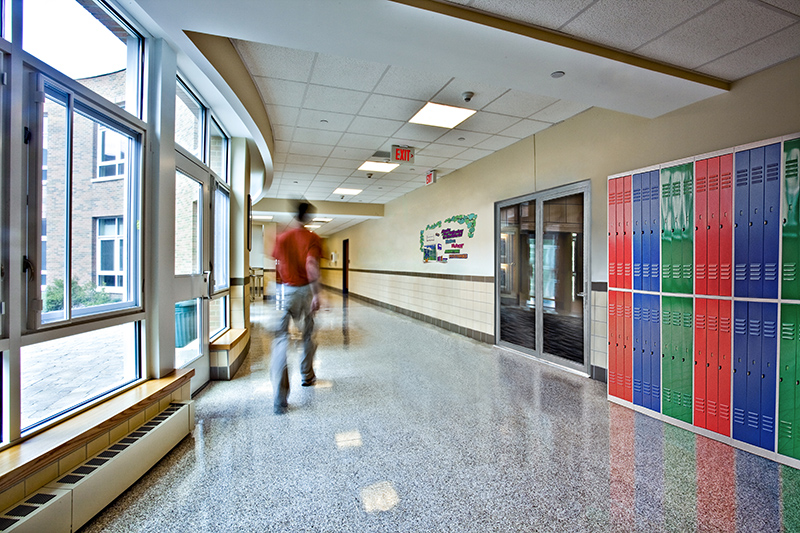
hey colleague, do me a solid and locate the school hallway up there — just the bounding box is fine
[78,292,796,532]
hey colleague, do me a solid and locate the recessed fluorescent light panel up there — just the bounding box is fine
[313,217,333,222]
[409,102,476,129]
[252,214,274,220]
[305,225,321,229]
[358,161,399,172]
[334,188,362,195]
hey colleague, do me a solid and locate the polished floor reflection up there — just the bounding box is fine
[83,292,796,532]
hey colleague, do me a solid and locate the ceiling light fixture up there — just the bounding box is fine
[409,102,476,129]
[252,214,274,221]
[313,217,333,222]
[358,161,398,173]
[305,224,321,229]
[334,188,362,196]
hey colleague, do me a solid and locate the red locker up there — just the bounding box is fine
[608,290,618,397]
[609,179,618,288]
[706,299,720,433]
[707,158,721,295]
[696,160,708,294]
[617,179,625,290]
[623,176,633,289]
[717,299,732,436]
[695,298,708,429]
[720,155,733,297]
[623,292,633,401]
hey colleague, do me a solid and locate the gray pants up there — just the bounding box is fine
[271,284,316,407]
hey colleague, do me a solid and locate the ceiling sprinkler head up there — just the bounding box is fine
[462,91,474,102]
[367,173,373,179]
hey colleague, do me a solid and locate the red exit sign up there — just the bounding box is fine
[391,145,415,163]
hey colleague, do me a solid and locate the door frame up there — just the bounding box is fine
[173,150,212,393]
[494,180,592,376]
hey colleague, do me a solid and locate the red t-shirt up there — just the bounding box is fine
[272,226,322,287]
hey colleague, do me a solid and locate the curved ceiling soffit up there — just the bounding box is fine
[184,30,274,201]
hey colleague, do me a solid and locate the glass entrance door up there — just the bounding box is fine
[496,182,590,374]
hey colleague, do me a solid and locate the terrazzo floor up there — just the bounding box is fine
[81,292,799,532]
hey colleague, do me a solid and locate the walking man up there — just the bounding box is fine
[270,201,322,414]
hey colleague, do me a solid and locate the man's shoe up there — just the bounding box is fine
[301,378,316,387]
[274,405,288,415]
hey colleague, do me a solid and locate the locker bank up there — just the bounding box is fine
[0,0,799,530]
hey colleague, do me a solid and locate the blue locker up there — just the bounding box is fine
[649,171,660,292]
[748,148,766,298]
[641,175,651,291]
[761,303,778,450]
[763,144,781,298]
[633,293,644,406]
[734,152,750,297]
[633,174,644,290]
[649,294,662,412]
[733,301,751,444]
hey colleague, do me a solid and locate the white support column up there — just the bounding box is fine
[230,137,251,329]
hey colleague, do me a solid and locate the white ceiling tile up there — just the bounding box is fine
[635,0,796,69]
[458,112,521,134]
[311,53,387,91]
[291,128,344,146]
[281,171,317,181]
[324,157,363,169]
[273,152,287,164]
[441,158,473,170]
[314,173,348,182]
[529,100,590,123]
[500,119,551,139]
[412,154,448,167]
[341,178,374,187]
[465,0,595,30]
[266,105,300,126]
[285,154,327,167]
[338,132,389,149]
[329,146,375,160]
[698,23,800,80]
[455,147,494,162]
[760,0,800,16]
[431,79,507,110]
[360,94,426,121]
[347,116,404,137]
[436,129,492,146]
[272,125,294,142]
[417,143,468,158]
[303,85,370,114]
[305,191,330,201]
[373,65,453,100]
[283,162,325,173]
[482,90,559,117]
[254,77,306,107]
[317,167,353,177]
[274,140,291,154]
[474,135,520,151]
[392,123,448,143]
[562,0,718,52]
[234,41,315,81]
[296,109,355,131]
[290,142,334,158]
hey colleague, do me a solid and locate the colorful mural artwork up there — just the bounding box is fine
[420,213,477,263]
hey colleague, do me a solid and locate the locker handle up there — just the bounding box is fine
[747,371,751,375]
[707,225,711,230]
[719,366,722,370]
[762,374,765,379]
[707,363,710,367]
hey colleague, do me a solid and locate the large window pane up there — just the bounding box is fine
[208,117,228,181]
[175,298,201,367]
[22,0,141,114]
[175,79,203,159]
[21,322,139,430]
[213,185,229,292]
[209,295,227,339]
[175,171,202,275]
[40,80,140,325]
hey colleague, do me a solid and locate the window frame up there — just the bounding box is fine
[27,71,145,331]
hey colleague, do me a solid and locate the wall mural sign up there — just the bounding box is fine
[420,213,477,263]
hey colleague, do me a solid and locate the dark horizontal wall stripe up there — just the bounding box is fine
[592,282,608,292]
[349,268,494,283]
[231,278,247,286]
[320,267,342,271]
[321,284,495,345]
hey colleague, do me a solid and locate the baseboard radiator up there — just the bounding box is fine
[0,401,194,532]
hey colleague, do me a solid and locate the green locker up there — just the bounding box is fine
[779,303,799,459]
[662,296,693,423]
[782,139,800,300]
[662,169,675,293]
[661,164,693,294]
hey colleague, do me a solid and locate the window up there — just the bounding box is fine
[208,116,228,182]
[209,295,227,339]
[175,171,202,276]
[175,298,201,368]
[36,77,142,325]
[96,216,124,291]
[213,185,230,292]
[175,78,203,159]
[96,126,127,180]
[22,0,143,116]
